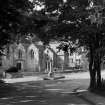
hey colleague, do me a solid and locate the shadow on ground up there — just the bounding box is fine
[0,83,19,98]
[91,89,105,98]
[74,92,97,105]
[0,80,104,105]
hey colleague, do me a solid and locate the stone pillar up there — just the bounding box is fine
[64,52,69,69]
[48,59,54,77]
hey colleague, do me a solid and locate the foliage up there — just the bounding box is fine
[0,0,33,53]
[1,0,105,89]
[31,0,105,89]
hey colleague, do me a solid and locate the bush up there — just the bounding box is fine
[5,67,18,73]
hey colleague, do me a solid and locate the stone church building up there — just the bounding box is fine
[1,36,88,73]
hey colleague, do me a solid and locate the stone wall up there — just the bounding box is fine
[1,42,89,72]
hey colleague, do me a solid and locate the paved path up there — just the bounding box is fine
[3,76,43,83]
[64,70,105,80]
[3,70,105,83]
[0,79,105,105]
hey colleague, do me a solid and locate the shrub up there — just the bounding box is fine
[5,67,18,73]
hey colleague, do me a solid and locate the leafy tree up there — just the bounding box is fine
[2,0,105,90]
[0,0,33,54]
[32,0,105,90]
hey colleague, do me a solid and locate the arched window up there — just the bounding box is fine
[18,50,22,59]
[30,49,34,59]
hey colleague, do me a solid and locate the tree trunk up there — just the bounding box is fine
[89,47,96,89]
[96,56,102,89]
[95,33,102,89]
[89,69,97,89]
[89,33,102,90]
[90,50,102,90]
[97,68,101,88]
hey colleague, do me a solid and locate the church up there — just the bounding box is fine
[1,35,89,73]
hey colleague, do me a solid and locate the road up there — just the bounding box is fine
[0,71,105,105]
[0,79,90,105]
[3,70,105,83]
[0,79,105,105]
[64,70,105,80]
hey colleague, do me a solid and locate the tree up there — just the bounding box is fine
[21,10,56,44]
[0,0,33,54]
[32,0,105,90]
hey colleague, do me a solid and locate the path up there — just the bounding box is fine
[0,79,105,105]
[3,70,105,83]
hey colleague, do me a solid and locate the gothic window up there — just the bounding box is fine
[30,49,34,59]
[18,50,22,59]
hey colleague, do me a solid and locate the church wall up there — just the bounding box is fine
[2,45,14,70]
[13,43,26,71]
[1,41,89,73]
[26,44,40,72]
[49,43,65,69]
[38,49,45,72]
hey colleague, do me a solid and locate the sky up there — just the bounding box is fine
[29,0,67,11]
[29,0,45,11]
